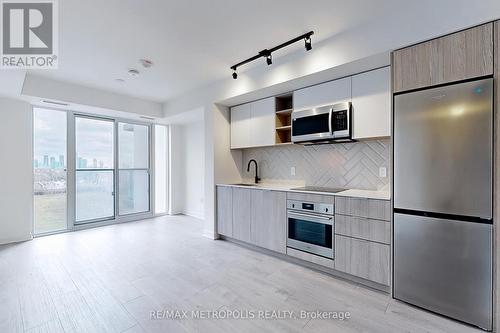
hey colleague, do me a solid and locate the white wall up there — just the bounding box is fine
[168,121,205,219]
[163,7,500,239]
[181,121,205,219]
[0,97,33,244]
[168,125,184,214]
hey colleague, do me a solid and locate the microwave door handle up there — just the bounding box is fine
[328,108,333,134]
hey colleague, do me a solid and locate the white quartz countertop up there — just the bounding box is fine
[216,183,390,200]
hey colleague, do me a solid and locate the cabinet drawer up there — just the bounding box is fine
[335,197,390,221]
[335,235,390,285]
[335,214,390,244]
[287,247,334,269]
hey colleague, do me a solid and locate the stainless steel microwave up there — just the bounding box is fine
[291,102,353,144]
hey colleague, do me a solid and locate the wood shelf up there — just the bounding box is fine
[274,93,293,144]
[275,108,293,115]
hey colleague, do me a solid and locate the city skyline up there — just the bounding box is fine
[34,154,105,169]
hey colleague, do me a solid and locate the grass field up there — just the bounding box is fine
[34,193,66,234]
[34,192,115,234]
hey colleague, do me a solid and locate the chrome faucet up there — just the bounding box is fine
[247,159,261,184]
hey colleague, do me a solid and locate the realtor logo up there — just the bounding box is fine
[1,0,58,68]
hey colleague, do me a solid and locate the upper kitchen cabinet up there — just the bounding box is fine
[230,97,275,149]
[293,76,351,111]
[393,23,493,93]
[251,97,276,147]
[352,67,391,139]
[230,103,251,148]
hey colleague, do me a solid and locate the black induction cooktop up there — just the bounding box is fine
[290,186,346,193]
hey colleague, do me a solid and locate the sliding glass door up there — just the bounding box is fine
[33,109,158,234]
[118,122,150,215]
[75,116,115,223]
[33,108,67,234]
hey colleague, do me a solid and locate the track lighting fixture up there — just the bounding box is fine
[266,54,272,65]
[305,36,312,51]
[230,31,314,79]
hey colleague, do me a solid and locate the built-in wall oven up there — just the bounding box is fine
[291,102,353,144]
[287,199,334,259]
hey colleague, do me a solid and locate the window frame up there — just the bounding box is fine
[32,106,162,236]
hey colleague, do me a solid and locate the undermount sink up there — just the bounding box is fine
[231,183,257,187]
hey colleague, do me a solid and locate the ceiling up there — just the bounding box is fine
[27,0,401,102]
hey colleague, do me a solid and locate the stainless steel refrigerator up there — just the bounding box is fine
[393,77,493,330]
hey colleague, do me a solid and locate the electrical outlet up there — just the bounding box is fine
[291,166,296,176]
[379,167,387,178]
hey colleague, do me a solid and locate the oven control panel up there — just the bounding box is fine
[287,200,334,216]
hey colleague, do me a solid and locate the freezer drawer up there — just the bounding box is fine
[393,213,492,330]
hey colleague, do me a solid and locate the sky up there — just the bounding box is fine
[33,108,67,167]
[34,108,149,169]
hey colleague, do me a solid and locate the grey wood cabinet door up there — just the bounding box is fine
[216,186,233,237]
[393,23,493,93]
[335,235,390,286]
[335,197,390,221]
[232,188,252,243]
[251,190,287,253]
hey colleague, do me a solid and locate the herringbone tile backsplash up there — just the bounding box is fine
[242,139,390,191]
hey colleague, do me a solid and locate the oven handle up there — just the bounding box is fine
[328,107,333,135]
[288,211,333,225]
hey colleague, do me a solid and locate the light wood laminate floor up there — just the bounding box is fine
[0,215,482,333]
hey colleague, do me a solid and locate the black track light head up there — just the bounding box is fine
[232,69,237,79]
[266,54,272,65]
[305,37,312,51]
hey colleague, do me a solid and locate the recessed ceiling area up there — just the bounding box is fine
[4,0,498,104]
[25,0,405,102]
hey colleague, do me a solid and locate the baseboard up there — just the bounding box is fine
[203,229,218,240]
[221,236,390,294]
[0,234,32,246]
[182,210,204,220]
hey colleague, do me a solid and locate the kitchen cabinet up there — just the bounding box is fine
[251,189,287,253]
[334,196,390,285]
[335,235,390,286]
[293,77,351,111]
[335,214,390,244]
[216,186,233,237]
[335,197,391,221]
[230,97,275,149]
[392,23,494,93]
[217,186,287,253]
[251,97,276,147]
[230,103,251,148]
[232,187,252,243]
[352,67,391,139]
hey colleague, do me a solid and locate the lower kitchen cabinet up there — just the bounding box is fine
[232,188,253,243]
[216,186,233,237]
[251,189,287,253]
[217,186,287,253]
[334,235,390,286]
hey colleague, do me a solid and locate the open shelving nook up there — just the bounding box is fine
[275,93,293,144]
